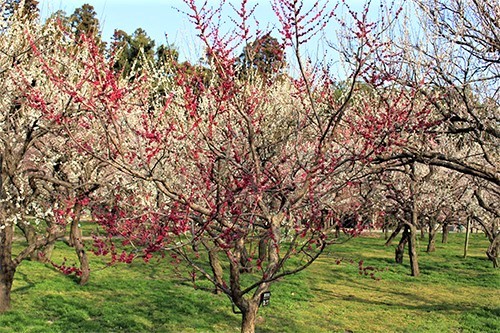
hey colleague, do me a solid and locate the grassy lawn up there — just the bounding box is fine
[1,233,498,332]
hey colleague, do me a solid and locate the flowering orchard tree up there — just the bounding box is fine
[23,1,429,331]
[0,5,114,311]
[381,163,470,275]
[380,163,431,276]
[0,8,70,311]
[467,183,499,267]
[416,169,468,253]
[373,0,499,267]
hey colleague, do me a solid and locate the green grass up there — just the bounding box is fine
[2,233,499,332]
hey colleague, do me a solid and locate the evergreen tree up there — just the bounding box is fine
[238,33,286,80]
[70,3,100,40]
[2,0,39,20]
[46,9,69,27]
[156,43,179,68]
[111,28,158,78]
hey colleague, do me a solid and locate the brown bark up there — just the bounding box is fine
[464,217,471,258]
[408,166,420,276]
[229,238,244,306]
[334,224,341,238]
[240,301,259,333]
[408,223,420,276]
[427,220,437,253]
[17,222,38,261]
[240,246,252,273]
[486,235,499,268]
[0,265,15,313]
[17,220,56,263]
[38,243,55,263]
[377,152,499,186]
[70,203,90,285]
[471,194,499,268]
[226,215,285,333]
[0,216,15,312]
[442,223,449,243]
[208,247,224,294]
[395,226,409,264]
[470,213,498,268]
[427,230,436,253]
[258,234,268,262]
[386,223,403,246]
[39,218,56,262]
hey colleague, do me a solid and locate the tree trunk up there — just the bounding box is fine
[39,243,55,263]
[17,220,56,263]
[442,223,449,243]
[408,182,421,277]
[486,235,499,268]
[0,216,15,313]
[208,247,224,294]
[420,227,425,240]
[239,215,282,333]
[427,220,437,253]
[0,265,15,313]
[408,223,420,276]
[258,235,268,262]
[395,226,409,264]
[240,246,252,273]
[464,217,471,258]
[17,222,38,261]
[70,203,90,285]
[386,223,403,246]
[240,301,259,333]
[39,218,56,262]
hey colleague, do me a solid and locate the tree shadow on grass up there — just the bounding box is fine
[11,270,36,293]
[310,277,498,314]
[308,283,499,332]
[30,284,243,332]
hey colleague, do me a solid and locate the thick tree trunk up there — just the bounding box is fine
[427,221,437,253]
[0,216,15,313]
[0,265,15,313]
[442,223,449,243]
[258,233,269,262]
[241,301,259,333]
[240,246,252,273]
[208,247,224,294]
[230,215,283,333]
[408,223,420,276]
[427,229,436,253]
[70,203,90,285]
[486,235,499,268]
[395,226,409,264]
[0,157,16,312]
